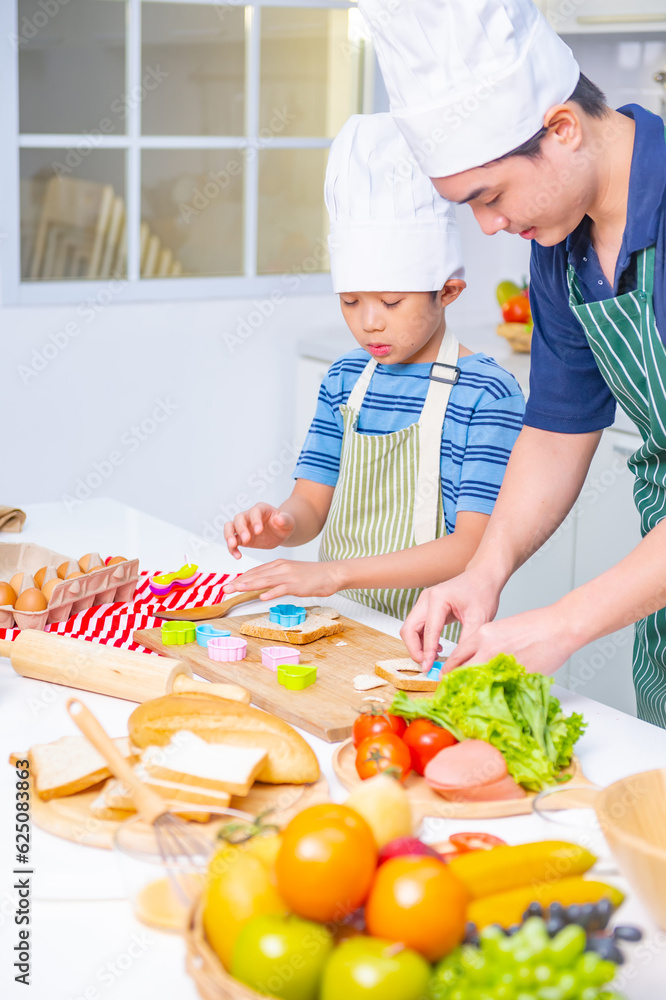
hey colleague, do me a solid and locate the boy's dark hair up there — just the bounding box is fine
[430,290,439,301]
[498,73,608,161]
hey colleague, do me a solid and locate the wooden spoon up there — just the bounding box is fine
[154,589,268,622]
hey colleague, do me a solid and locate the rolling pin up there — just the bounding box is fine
[0,631,250,704]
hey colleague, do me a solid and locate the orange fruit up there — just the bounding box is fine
[275,804,377,923]
[365,855,468,961]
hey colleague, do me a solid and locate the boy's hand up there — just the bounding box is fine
[224,504,296,559]
[222,559,345,600]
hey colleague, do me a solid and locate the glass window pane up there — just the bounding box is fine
[257,149,329,275]
[260,8,365,138]
[142,3,245,136]
[20,148,126,281]
[18,0,126,135]
[141,149,243,277]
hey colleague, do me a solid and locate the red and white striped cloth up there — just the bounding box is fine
[0,571,234,652]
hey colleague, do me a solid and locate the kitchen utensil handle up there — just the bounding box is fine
[0,639,14,657]
[218,589,267,613]
[67,698,166,824]
[171,674,250,702]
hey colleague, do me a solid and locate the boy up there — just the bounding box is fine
[223,113,524,628]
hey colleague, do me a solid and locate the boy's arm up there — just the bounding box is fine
[224,479,334,558]
[222,511,489,598]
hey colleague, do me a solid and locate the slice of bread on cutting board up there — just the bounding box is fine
[28,735,139,800]
[129,694,320,784]
[240,606,343,644]
[141,731,266,796]
[134,763,234,805]
[375,658,439,692]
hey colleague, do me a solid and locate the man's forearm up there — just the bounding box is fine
[466,426,602,588]
[333,513,488,590]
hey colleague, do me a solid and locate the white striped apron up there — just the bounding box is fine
[568,240,666,728]
[319,331,462,637]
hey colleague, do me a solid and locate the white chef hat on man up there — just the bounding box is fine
[358,0,580,178]
[326,113,463,293]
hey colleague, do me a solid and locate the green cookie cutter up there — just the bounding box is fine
[161,620,197,645]
[277,663,317,690]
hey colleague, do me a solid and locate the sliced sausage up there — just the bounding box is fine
[424,739,507,788]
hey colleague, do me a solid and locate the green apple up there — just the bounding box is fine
[231,914,334,1000]
[320,936,432,1000]
[496,280,522,307]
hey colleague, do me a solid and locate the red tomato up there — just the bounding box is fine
[449,832,507,852]
[502,294,531,324]
[355,733,411,782]
[352,711,406,748]
[402,719,458,776]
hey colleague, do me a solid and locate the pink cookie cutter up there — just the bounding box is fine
[261,646,301,672]
[207,636,247,662]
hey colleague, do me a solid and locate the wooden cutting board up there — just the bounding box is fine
[28,774,329,850]
[333,739,591,821]
[134,613,408,743]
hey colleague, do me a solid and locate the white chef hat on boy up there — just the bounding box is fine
[326,113,463,293]
[358,0,580,177]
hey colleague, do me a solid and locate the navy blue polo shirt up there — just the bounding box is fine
[524,105,666,433]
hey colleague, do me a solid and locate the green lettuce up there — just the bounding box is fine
[390,655,586,792]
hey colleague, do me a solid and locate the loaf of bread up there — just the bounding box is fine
[128,695,320,784]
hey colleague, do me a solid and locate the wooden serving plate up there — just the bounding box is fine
[333,739,592,821]
[29,774,329,850]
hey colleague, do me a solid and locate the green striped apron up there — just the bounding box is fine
[568,240,666,727]
[319,331,462,639]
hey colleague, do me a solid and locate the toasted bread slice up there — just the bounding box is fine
[375,659,439,692]
[240,608,343,644]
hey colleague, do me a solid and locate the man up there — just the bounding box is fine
[359,0,666,726]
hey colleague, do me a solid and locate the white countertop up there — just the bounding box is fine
[1,499,665,999]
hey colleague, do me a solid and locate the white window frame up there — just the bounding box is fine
[1,0,374,306]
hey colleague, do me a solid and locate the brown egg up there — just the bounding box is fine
[0,582,17,607]
[106,556,127,566]
[15,588,48,613]
[41,578,61,603]
[66,571,85,580]
[33,566,48,589]
[10,572,23,593]
[58,560,79,579]
[79,552,103,573]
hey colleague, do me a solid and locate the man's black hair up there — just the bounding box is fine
[499,73,608,161]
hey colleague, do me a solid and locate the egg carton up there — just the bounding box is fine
[0,543,139,631]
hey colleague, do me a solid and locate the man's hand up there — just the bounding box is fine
[400,571,502,670]
[222,559,345,601]
[224,504,296,559]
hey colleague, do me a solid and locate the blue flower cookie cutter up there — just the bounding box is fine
[269,604,306,627]
[195,623,232,648]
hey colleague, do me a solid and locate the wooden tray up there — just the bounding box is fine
[134,613,408,743]
[29,774,329,850]
[333,738,590,821]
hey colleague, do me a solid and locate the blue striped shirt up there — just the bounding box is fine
[294,349,525,533]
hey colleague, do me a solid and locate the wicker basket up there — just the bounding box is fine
[186,898,264,1000]
[496,321,532,353]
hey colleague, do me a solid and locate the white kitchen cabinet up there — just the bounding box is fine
[546,0,666,34]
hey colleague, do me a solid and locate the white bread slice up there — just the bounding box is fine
[96,778,214,822]
[30,735,138,800]
[142,730,267,796]
[134,763,232,806]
